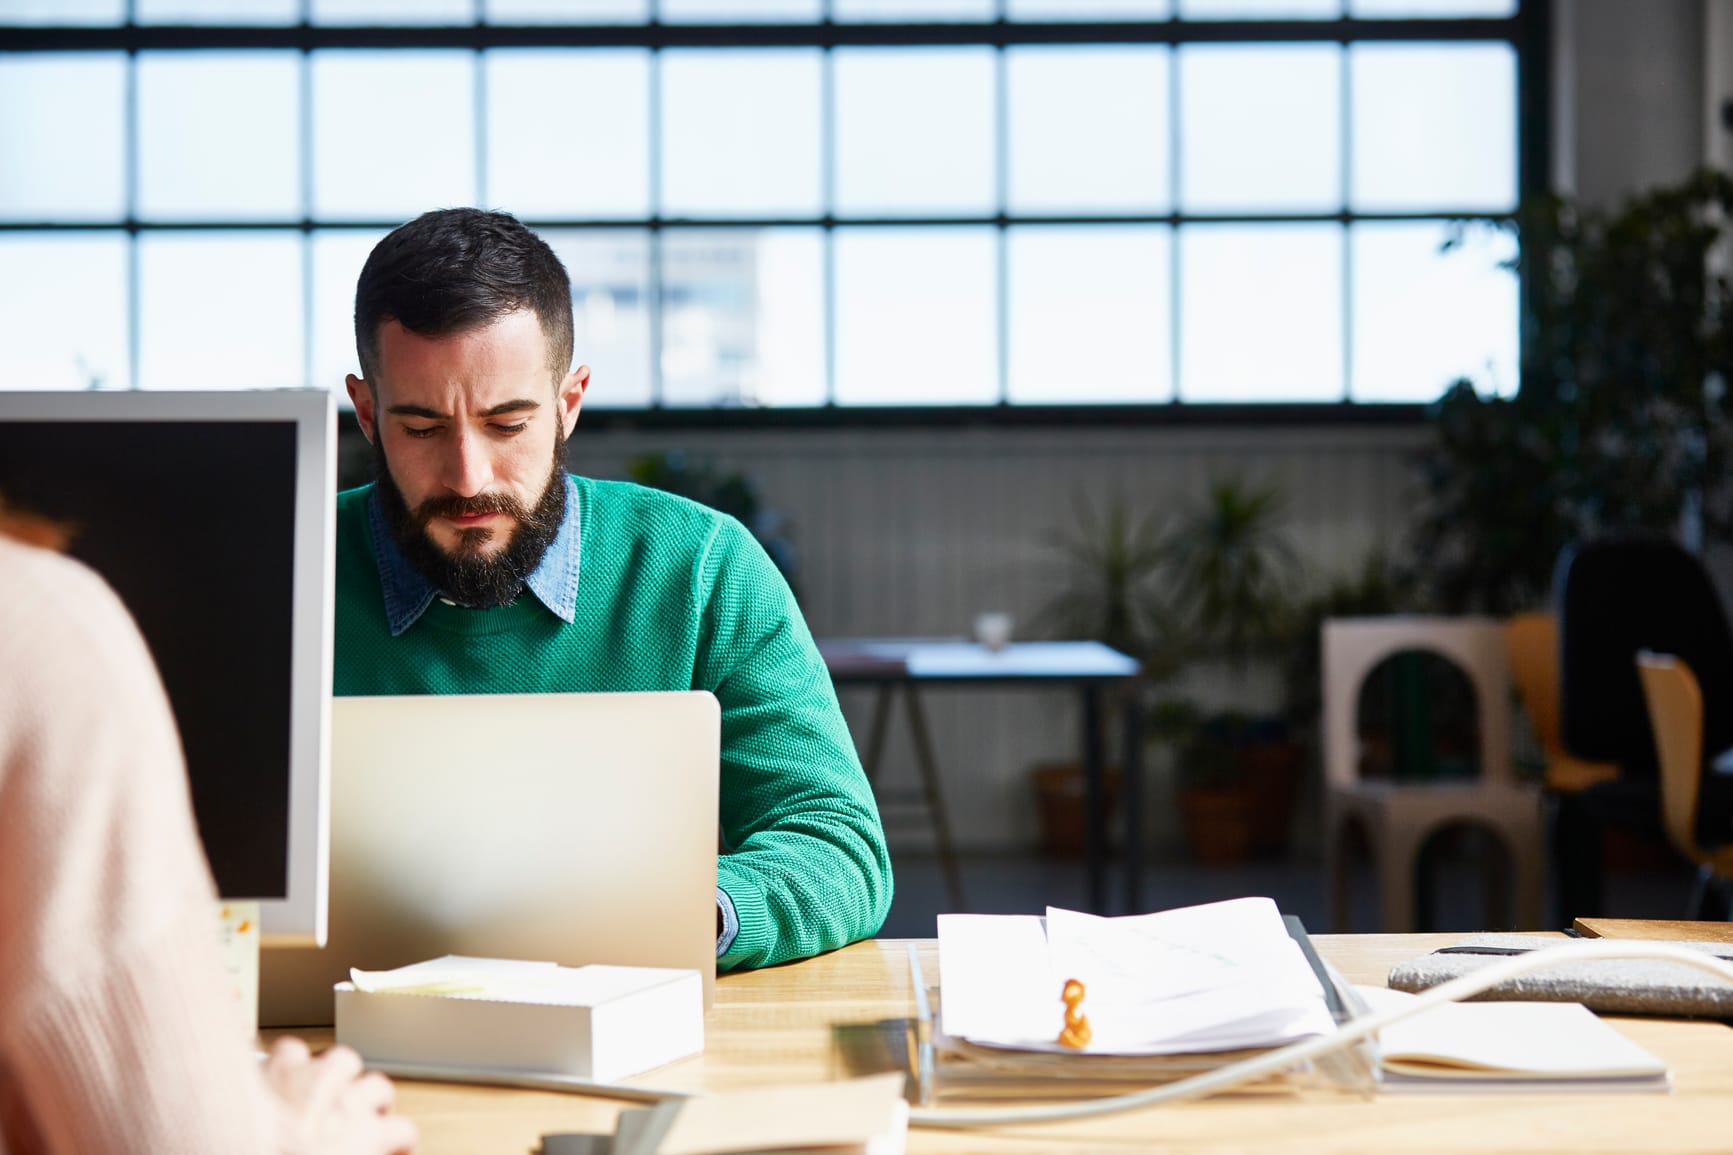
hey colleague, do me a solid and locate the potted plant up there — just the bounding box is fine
[1029,492,1171,663]
[1156,478,1305,863]
[1411,169,1733,613]
[1031,479,1306,863]
[1026,494,1169,857]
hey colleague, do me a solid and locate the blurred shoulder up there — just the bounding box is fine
[0,536,129,623]
[0,537,154,686]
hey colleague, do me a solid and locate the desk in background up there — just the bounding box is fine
[311,934,1733,1154]
[817,639,1143,915]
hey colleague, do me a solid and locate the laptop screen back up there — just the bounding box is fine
[260,690,720,1026]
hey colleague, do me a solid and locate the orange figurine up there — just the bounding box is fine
[1056,977,1092,1049]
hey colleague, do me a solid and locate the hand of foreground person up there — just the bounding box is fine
[264,1037,418,1155]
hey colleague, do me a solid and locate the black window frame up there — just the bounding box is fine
[0,1,1550,430]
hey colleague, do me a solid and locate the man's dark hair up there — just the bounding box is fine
[354,208,574,388]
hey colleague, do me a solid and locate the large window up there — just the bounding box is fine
[0,1,1537,412]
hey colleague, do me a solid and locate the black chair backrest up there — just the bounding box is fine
[1556,538,1733,775]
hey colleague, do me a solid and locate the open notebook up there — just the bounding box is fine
[1358,987,1670,1093]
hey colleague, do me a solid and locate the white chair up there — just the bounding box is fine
[1323,617,1544,932]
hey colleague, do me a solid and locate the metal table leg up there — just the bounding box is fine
[1083,684,1106,914]
[1122,692,1144,914]
[861,683,894,785]
[902,684,967,913]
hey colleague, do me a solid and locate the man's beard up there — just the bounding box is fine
[372,433,568,610]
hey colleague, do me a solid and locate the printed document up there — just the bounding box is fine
[937,897,1337,1055]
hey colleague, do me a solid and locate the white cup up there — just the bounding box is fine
[973,612,1014,652]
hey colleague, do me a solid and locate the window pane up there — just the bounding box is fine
[138,52,301,221]
[662,0,821,20]
[0,0,123,23]
[1350,0,1515,15]
[312,52,476,221]
[1008,226,1171,404]
[0,233,129,391]
[834,49,996,217]
[1180,224,1342,400]
[660,50,822,218]
[1180,45,1340,212]
[137,0,299,22]
[487,50,649,219]
[484,0,648,19]
[1350,43,1517,212]
[544,230,652,408]
[834,0,994,19]
[312,0,476,23]
[0,54,125,221]
[1009,0,1171,17]
[138,232,304,390]
[1350,221,1516,401]
[311,229,385,396]
[1008,46,1169,214]
[661,229,824,407]
[834,227,997,405]
[1180,0,1339,16]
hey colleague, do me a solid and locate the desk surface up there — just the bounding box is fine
[308,934,1733,1155]
[819,639,1141,682]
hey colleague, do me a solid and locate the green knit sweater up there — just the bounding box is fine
[332,478,892,971]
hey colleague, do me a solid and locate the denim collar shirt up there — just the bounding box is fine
[366,475,583,637]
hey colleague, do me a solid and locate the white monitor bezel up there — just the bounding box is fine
[0,389,334,947]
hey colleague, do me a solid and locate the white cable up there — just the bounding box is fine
[908,940,1733,1130]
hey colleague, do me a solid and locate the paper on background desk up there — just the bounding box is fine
[938,897,1336,1054]
[902,641,1139,678]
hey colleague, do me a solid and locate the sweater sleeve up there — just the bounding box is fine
[0,543,275,1154]
[694,520,893,972]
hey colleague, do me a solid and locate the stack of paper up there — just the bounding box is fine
[336,955,703,1085]
[937,897,1336,1056]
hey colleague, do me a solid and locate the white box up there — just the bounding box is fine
[334,956,704,1085]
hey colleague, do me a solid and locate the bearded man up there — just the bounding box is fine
[335,208,891,972]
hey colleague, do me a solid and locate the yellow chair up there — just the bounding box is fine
[1634,652,1733,917]
[1504,611,1620,793]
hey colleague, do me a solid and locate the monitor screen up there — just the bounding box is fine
[0,391,334,946]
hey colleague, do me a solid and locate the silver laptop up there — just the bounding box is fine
[259,691,720,1026]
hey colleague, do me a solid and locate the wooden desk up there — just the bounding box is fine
[293,935,1733,1154]
[818,639,1143,914]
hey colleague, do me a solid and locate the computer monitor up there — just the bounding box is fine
[0,390,334,946]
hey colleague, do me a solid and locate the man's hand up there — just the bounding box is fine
[264,1037,417,1155]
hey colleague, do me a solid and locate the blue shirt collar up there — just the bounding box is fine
[366,476,582,637]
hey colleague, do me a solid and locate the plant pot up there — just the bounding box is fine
[1031,762,1122,859]
[1235,740,1304,857]
[1179,786,1258,866]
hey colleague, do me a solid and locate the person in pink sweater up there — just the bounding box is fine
[0,526,416,1155]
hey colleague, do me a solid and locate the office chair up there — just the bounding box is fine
[1634,653,1733,919]
[1504,611,1621,794]
[1554,538,1733,921]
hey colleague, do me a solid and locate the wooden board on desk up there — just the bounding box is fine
[1574,917,1733,943]
[299,936,1733,1155]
